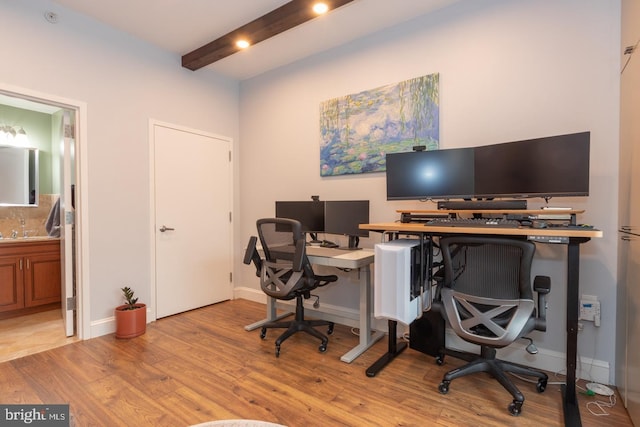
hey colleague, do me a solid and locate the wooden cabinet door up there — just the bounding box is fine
[24,252,61,308]
[0,255,24,312]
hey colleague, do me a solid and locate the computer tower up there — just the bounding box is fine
[409,309,445,357]
[374,239,429,325]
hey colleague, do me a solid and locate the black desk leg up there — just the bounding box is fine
[562,240,583,427]
[366,319,407,377]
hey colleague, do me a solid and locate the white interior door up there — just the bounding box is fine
[627,238,640,424]
[153,122,233,318]
[60,110,75,337]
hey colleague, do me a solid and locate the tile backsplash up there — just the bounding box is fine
[0,195,59,238]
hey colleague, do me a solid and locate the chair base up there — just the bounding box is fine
[438,346,548,416]
[261,294,334,357]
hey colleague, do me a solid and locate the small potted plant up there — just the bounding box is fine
[114,286,147,339]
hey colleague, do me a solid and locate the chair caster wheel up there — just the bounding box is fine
[319,343,327,353]
[327,323,334,335]
[435,356,444,366]
[438,381,449,394]
[536,379,547,393]
[275,345,281,357]
[260,328,266,339]
[508,400,523,416]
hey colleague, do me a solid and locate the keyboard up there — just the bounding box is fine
[425,218,521,228]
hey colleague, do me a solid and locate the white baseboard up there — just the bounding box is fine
[90,316,115,338]
[234,286,265,304]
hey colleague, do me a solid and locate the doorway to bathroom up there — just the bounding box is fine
[0,86,88,359]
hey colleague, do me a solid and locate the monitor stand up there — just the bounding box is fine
[308,232,323,245]
[437,199,527,210]
[337,235,363,250]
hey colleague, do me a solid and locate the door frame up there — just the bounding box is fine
[148,119,234,322]
[0,83,90,339]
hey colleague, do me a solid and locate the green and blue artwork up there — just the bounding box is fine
[320,73,439,176]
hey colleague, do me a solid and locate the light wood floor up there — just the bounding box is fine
[0,309,79,363]
[0,299,633,426]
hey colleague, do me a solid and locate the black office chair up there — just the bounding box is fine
[433,236,551,416]
[244,218,337,357]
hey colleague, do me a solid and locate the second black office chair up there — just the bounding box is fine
[244,218,337,357]
[433,236,551,416]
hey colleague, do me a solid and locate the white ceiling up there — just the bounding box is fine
[49,0,460,80]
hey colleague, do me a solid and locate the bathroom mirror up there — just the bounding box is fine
[0,145,39,207]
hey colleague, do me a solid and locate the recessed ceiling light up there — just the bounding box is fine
[313,2,329,14]
[236,40,250,49]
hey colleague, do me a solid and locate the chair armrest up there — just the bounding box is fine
[243,236,262,276]
[315,274,338,287]
[534,276,551,294]
[534,275,551,322]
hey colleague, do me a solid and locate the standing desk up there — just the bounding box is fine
[244,246,385,363]
[360,213,602,427]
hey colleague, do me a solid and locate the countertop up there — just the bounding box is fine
[0,236,61,245]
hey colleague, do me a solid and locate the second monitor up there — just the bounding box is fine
[324,200,370,249]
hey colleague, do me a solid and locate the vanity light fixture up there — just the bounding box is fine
[2,125,16,137]
[0,125,28,145]
[0,125,22,138]
[182,0,355,71]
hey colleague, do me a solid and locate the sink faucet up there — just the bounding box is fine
[11,230,18,239]
[19,217,26,238]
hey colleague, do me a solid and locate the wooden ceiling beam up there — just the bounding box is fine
[182,0,355,71]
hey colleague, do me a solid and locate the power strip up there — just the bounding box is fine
[586,382,614,396]
[580,295,601,326]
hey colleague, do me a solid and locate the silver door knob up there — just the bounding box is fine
[159,225,175,232]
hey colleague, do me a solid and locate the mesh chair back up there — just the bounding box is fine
[444,239,535,300]
[439,236,536,347]
[256,218,308,299]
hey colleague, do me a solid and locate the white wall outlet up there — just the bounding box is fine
[579,294,600,326]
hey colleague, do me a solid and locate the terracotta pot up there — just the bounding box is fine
[114,303,147,339]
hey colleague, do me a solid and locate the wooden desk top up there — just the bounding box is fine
[306,246,375,269]
[360,222,603,238]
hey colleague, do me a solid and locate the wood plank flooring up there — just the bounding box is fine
[0,309,79,363]
[0,299,633,426]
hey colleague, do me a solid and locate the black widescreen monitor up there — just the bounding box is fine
[474,131,590,198]
[275,201,325,233]
[324,200,369,249]
[386,148,475,200]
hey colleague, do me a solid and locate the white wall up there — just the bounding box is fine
[0,0,240,329]
[238,0,621,382]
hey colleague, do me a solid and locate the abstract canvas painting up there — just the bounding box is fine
[319,73,439,176]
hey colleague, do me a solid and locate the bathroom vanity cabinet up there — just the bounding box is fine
[0,238,61,318]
